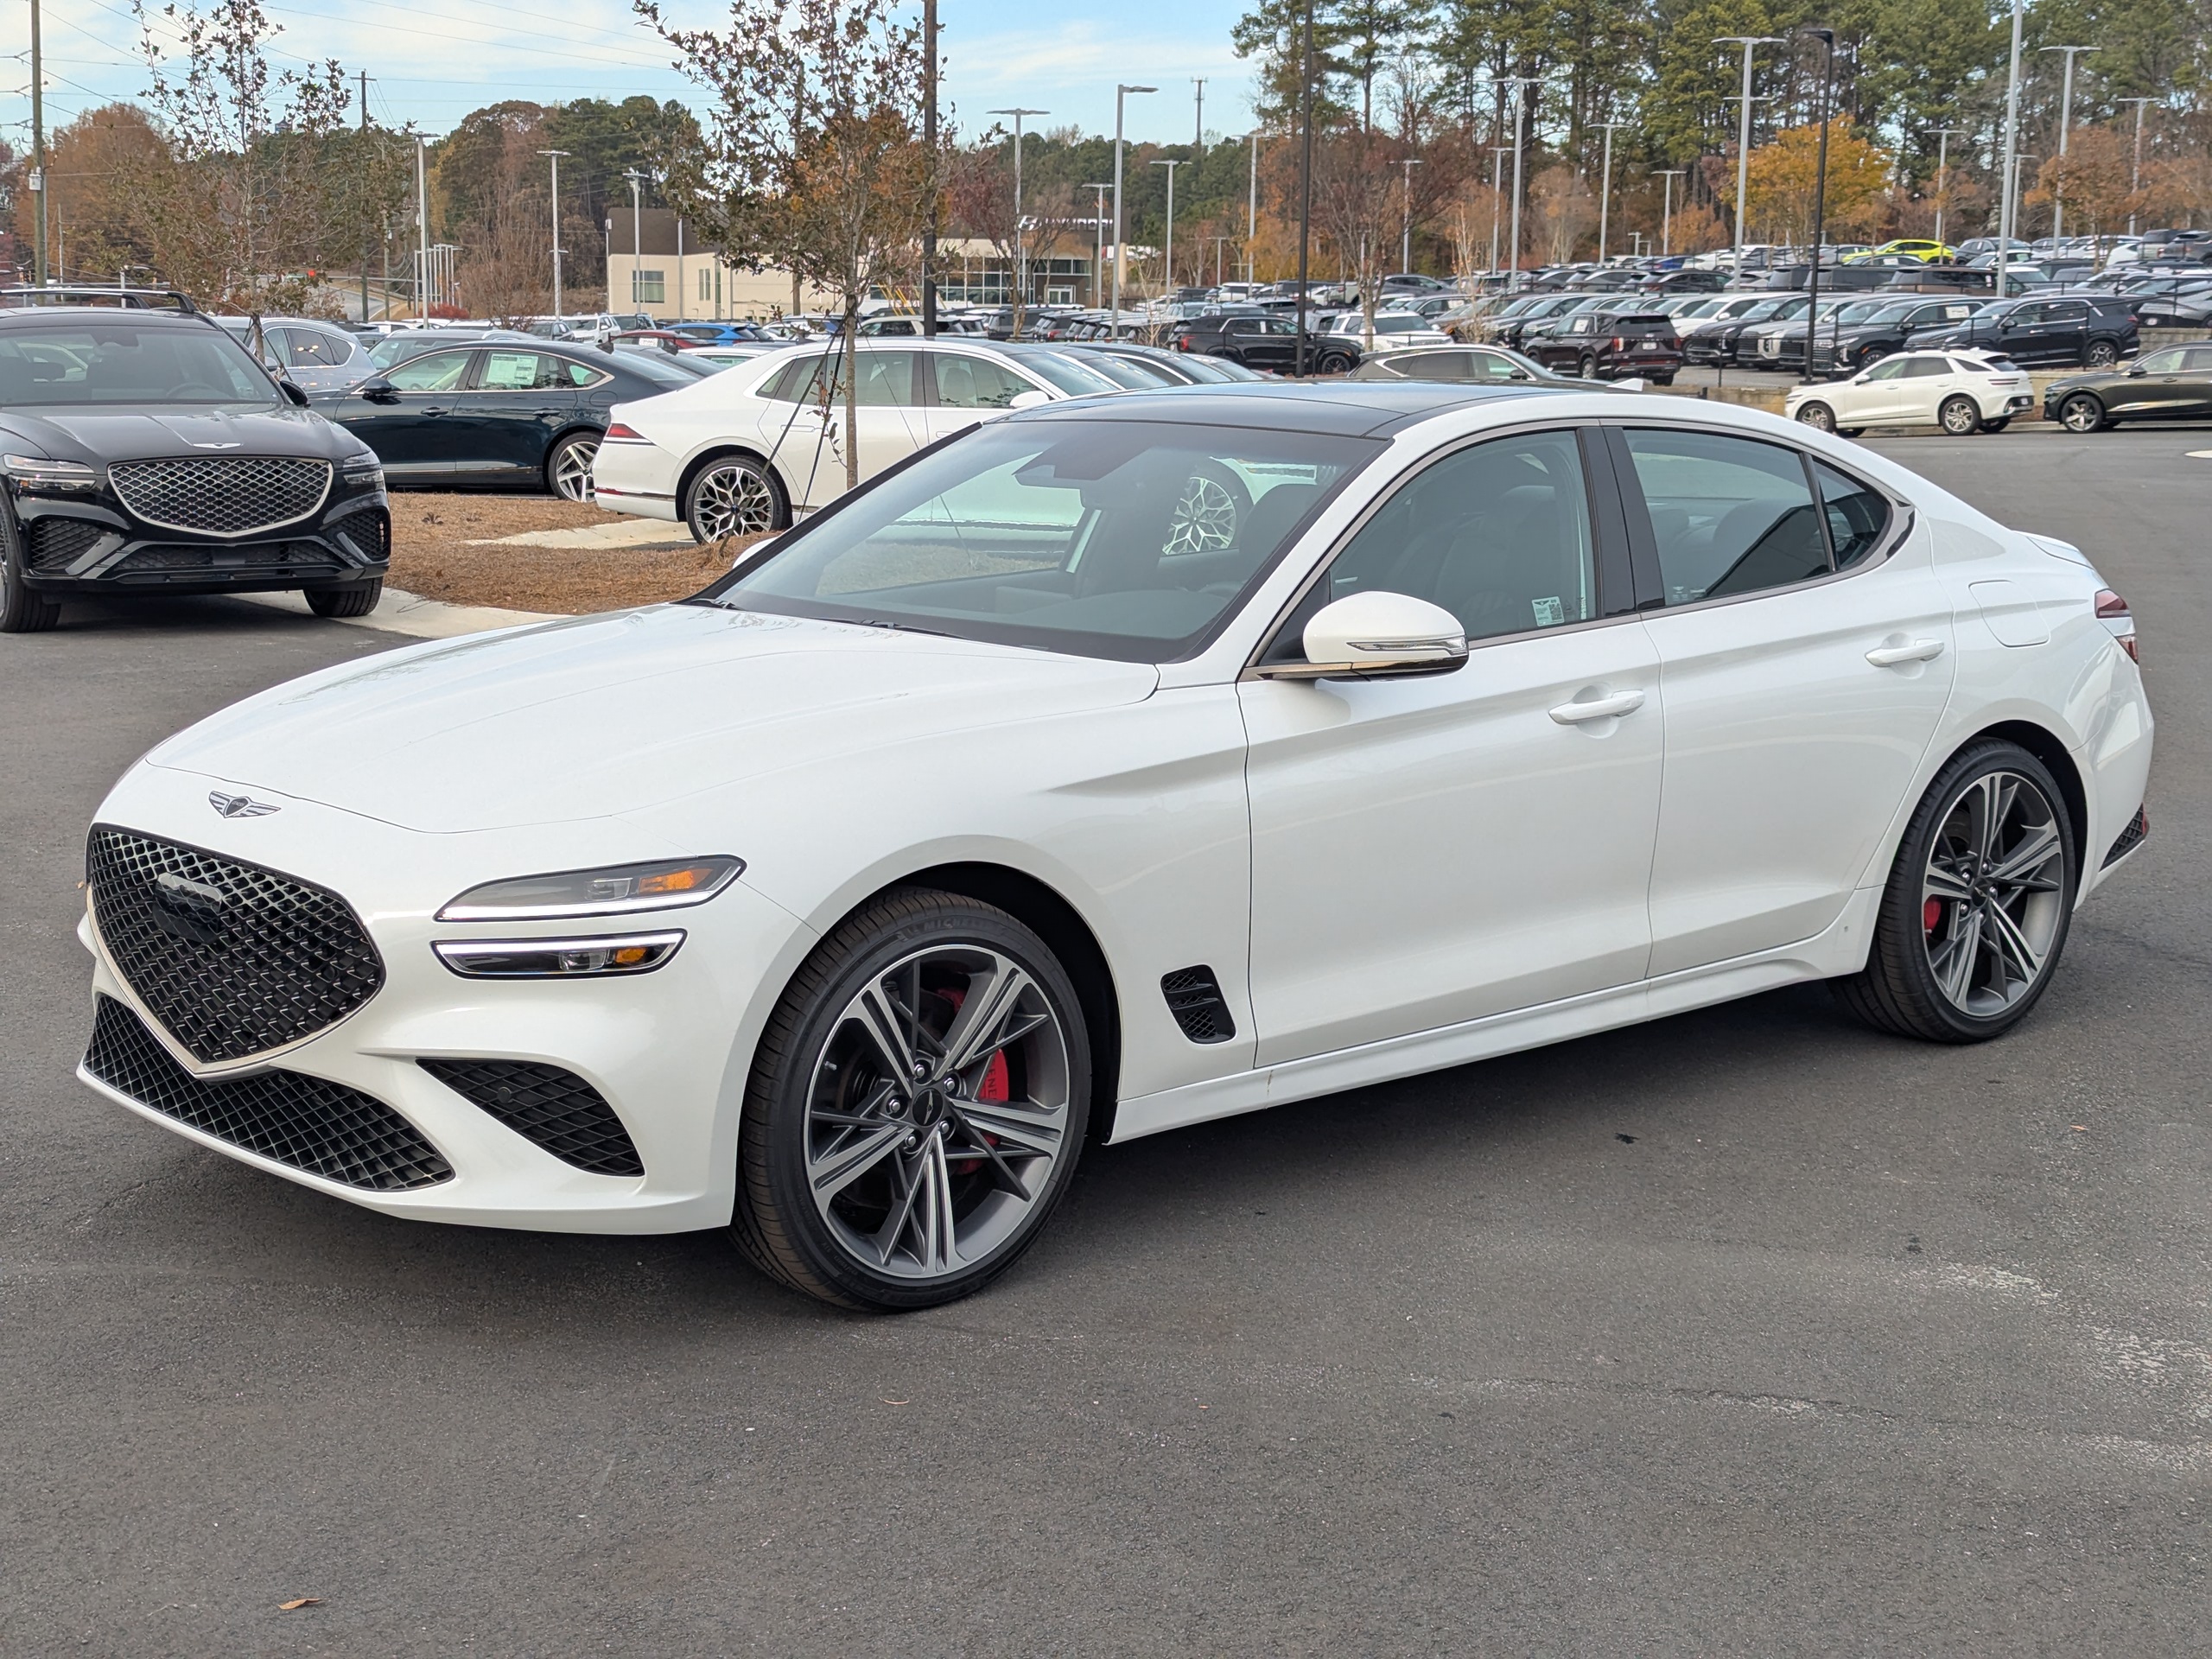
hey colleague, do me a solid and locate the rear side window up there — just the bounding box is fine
[1621,429,1828,604]
[1810,461,1891,569]
[1903,358,1949,378]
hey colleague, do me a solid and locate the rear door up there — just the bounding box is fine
[333,346,480,478]
[462,347,584,480]
[1891,354,1958,424]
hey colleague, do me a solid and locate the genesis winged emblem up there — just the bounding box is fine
[208,791,280,819]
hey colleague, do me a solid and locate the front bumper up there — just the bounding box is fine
[76,763,816,1233]
[18,482,390,596]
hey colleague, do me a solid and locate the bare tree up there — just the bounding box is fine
[1529,165,1596,264]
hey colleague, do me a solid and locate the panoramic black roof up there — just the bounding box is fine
[1014,380,1566,437]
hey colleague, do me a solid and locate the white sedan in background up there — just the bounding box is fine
[1788,350,2037,436]
[78,385,2151,1311]
[591,340,1123,541]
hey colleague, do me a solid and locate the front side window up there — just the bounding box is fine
[700,419,1376,663]
[1297,429,1597,645]
[1623,428,1828,604]
[2133,348,2186,373]
[932,353,1035,409]
[1862,359,1909,382]
[385,350,474,392]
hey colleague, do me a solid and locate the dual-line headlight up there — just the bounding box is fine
[431,856,744,979]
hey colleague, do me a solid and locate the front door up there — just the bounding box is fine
[919,350,1049,443]
[1841,356,1913,423]
[1612,425,1956,975]
[2103,346,2207,418]
[763,349,928,509]
[1241,425,1664,1065]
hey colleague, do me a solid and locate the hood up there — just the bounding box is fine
[6,405,354,465]
[146,604,1162,833]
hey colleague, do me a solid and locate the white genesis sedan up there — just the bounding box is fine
[78,385,2153,1311]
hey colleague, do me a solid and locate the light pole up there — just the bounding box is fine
[1923,127,1962,245]
[1592,121,1626,262]
[1246,131,1261,283]
[988,106,1048,319]
[415,134,431,321]
[1111,83,1157,321]
[539,149,570,318]
[1656,169,1687,257]
[1152,157,1183,296]
[2116,97,2157,235]
[1084,182,1111,305]
[921,0,938,334]
[1799,28,1835,384]
[2039,46,2098,243]
[1295,0,1316,373]
[1489,147,1510,275]
[1399,157,1422,271]
[622,167,648,313]
[1500,77,1542,290]
[1715,36,1783,271]
[1997,0,2025,297]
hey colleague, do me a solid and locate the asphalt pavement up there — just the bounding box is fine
[4,435,2209,1655]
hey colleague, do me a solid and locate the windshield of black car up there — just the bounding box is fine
[0,322,278,406]
[616,349,708,386]
[697,418,1379,663]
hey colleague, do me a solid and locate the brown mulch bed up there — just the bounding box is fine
[385,493,772,614]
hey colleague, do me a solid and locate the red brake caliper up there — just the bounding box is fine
[937,988,1007,1170]
[1923,898,1943,934]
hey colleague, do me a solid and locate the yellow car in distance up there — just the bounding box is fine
[1844,238,1957,264]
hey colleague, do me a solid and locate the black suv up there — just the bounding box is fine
[1522,309,1683,382]
[1173,313,1360,375]
[1815,296,1991,373]
[0,301,387,632]
[1909,294,2139,368]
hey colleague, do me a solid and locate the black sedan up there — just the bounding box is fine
[2043,340,2212,431]
[0,305,388,632]
[320,341,705,499]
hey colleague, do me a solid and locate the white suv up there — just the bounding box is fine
[1787,350,2035,436]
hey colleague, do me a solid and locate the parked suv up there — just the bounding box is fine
[1815,296,1991,374]
[1173,314,1360,375]
[0,301,389,632]
[1522,309,1683,382]
[2043,340,2212,431]
[1910,294,2139,368]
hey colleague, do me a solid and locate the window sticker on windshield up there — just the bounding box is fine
[482,352,539,390]
[1532,595,1565,627]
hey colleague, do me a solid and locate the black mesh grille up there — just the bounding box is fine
[418,1059,645,1176]
[115,542,340,574]
[108,456,332,535]
[329,509,391,563]
[86,827,385,1065]
[26,516,105,570]
[1161,966,1236,1045]
[2104,806,2149,868]
[86,996,450,1192]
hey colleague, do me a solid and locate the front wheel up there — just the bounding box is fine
[303,579,383,619]
[1796,401,1838,433]
[684,454,788,544]
[1939,395,1983,436]
[1833,741,2076,1044]
[2059,393,2107,434]
[732,888,1092,1311]
[546,431,600,502]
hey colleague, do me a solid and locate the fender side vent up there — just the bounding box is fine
[1160,966,1236,1046]
[2102,806,2149,868]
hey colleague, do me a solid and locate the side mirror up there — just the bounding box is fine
[2126,363,2147,377]
[1007,389,1052,410]
[278,379,310,407]
[358,376,399,403]
[1260,590,1468,681]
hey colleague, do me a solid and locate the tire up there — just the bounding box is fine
[546,430,600,502]
[303,579,383,619]
[1832,741,2077,1044]
[1983,417,2011,432]
[1578,353,1599,380]
[1938,396,1982,436]
[684,453,789,544]
[732,887,1092,1311]
[1859,344,1891,368]
[2084,340,2120,368]
[1840,428,1866,437]
[1796,401,1838,433]
[1648,373,1675,386]
[2058,393,2107,434]
[1316,353,1354,375]
[0,507,61,633]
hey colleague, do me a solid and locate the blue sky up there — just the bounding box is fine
[11,0,1256,149]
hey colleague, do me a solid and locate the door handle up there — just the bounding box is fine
[1549,688,1646,724]
[1866,639,1945,667]
[423,406,448,417]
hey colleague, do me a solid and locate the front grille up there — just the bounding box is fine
[108,456,332,536]
[1160,966,1236,1046]
[86,996,450,1192]
[419,1059,645,1176]
[86,827,385,1065]
[26,516,105,571]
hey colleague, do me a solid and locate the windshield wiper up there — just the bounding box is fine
[852,617,953,637]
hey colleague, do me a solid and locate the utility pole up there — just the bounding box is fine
[1399,157,1422,271]
[2039,46,2098,244]
[539,149,570,318]
[415,135,430,320]
[1997,0,2025,297]
[2116,98,2157,235]
[1192,78,1205,149]
[1085,182,1111,304]
[1715,37,1782,273]
[922,0,938,334]
[988,107,1046,321]
[1656,169,1686,257]
[1111,83,1156,323]
[1490,147,1510,274]
[1592,121,1625,262]
[358,72,373,321]
[1295,0,1315,373]
[1502,78,1542,291]
[30,0,47,283]
[623,168,649,313]
[1923,127,1962,245]
[1152,158,1183,296]
[1246,131,1260,283]
[1800,27,1835,384]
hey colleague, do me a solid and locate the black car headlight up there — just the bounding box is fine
[436,856,745,921]
[4,454,99,493]
[340,453,385,486]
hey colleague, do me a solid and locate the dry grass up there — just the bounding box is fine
[385,493,772,614]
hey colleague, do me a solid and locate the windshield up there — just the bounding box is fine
[697,418,1378,663]
[620,349,714,385]
[0,321,279,407]
[1007,350,1122,396]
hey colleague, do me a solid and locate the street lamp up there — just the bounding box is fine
[1715,37,1783,273]
[539,149,570,319]
[1489,147,1511,275]
[1997,0,2026,297]
[1498,77,1543,291]
[1111,83,1156,322]
[1152,157,1183,296]
[1245,131,1261,283]
[1798,28,1836,384]
[1656,169,1687,257]
[621,167,650,313]
[988,107,1048,319]
[2039,46,2099,243]
[1399,157,1422,271]
[1922,128,1963,245]
[1084,182,1111,305]
[1592,121,1627,263]
[2115,97,2157,235]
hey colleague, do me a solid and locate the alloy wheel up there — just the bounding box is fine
[691,461,779,541]
[2085,341,2120,367]
[1920,769,2067,1018]
[2060,394,2104,434]
[552,435,599,502]
[1164,474,1239,556]
[804,944,1071,1283]
[1796,402,1836,433]
[1939,396,1981,435]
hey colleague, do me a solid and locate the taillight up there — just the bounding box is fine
[1175,336,1190,351]
[603,422,645,442]
[1611,336,1624,351]
[2095,588,2129,618]
[2096,588,2139,661]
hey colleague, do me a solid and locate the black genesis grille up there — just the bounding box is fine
[107,456,332,536]
[27,515,105,570]
[2104,806,2149,868]
[85,996,450,1192]
[86,827,385,1065]
[418,1058,645,1176]
[328,508,391,563]
[115,542,342,575]
[1160,966,1236,1045]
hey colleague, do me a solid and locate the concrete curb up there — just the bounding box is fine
[237,585,569,639]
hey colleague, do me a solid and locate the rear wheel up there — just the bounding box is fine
[732,888,1091,1311]
[1647,372,1675,386]
[2084,340,2120,368]
[1795,401,1838,433]
[303,579,383,619]
[0,508,61,633]
[1316,352,1354,375]
[1578,353,1599,379]
[546,431,600,502]
[1938,395,1982,435]
[1833,741,2076,1044]
[684,454,788,544]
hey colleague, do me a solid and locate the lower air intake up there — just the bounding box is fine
[84,995,452,1192]
[1160,966,1236,1046]
[418,1058,645,1177]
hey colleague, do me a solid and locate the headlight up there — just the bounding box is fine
[340,454,384,480]
[4,454,99,491]
[433,931,685,978]
[436,856,744,921]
